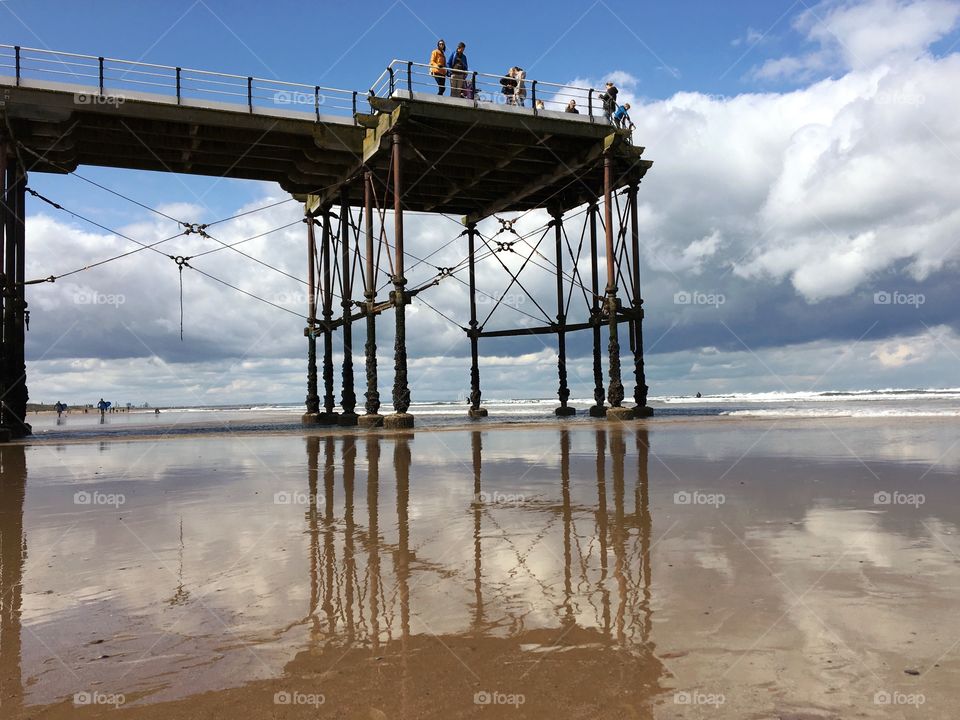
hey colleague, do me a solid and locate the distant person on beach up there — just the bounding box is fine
[97,398,109,417]
[696,392,702,398]
[55,401,66,418]
[430,40,447,95]
[565,99,579,113]
[613,102,634,129]
[599,81,618,124]
[448,42,468,98]
[155,408,161,415]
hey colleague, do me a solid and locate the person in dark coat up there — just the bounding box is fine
[598,81,618,124]
[448,42,468,98]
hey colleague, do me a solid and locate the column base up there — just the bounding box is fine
[588,405,607,418]
[338,412,359,427]
[384,413,415,429]
[358,413,385,428]
[555,406,577,417]
[468,407,488,419]
[301,412,323,426]
[607,406,635,422]
[318,411,340,425]
[634,406,654,418]
[0,427,12,443]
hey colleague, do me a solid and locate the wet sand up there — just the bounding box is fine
[1,419,959,718]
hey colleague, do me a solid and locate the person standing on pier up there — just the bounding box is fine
[599,81,618,124]
[448,42,468,98]
[430,40,448,95]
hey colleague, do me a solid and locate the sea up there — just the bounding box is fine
[25,388,960,440]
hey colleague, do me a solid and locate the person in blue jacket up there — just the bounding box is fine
[448,42,468,98]
[613,102,634,130]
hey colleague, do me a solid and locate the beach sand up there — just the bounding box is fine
[1,417,958,718]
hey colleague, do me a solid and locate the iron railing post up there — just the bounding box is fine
[352,90,358,121]
[247,76,253,113]
[406,61,412,94]
[472,71,478,108]
[588,88,594,122]
[532,80,538,115]
[98,56,104,95]
[388,66,395,96]
[315,85,320,121]
[175,67,181,104]
[14,46,20,86]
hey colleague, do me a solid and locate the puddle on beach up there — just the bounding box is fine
[1,420,959,718]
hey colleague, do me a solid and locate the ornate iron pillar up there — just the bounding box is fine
[302,209,321,425]
[385,132,414,429]
[339,187,358,426]
[359,170,384,427]
[628,183,653,417]
[466,222,487,419]
[1,152,29,438]
[320,208,337,423]
[604,156,631,421]
[588,202,607,417]
[553,208,575,417]
[0,142,8,441]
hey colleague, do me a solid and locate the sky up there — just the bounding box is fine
[3,0,960,407]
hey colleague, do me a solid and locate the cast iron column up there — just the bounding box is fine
[359,170,384,427]
[553,209,575,416]
[604,156,631,421]
[0,142,8,441]
[320,208,337,423]
[1,154,29,437]
[628,182,653,417]
[588,202,606,417]
[385,132,414,429]
[339,187,358,425]
[302,210,321,424]
[466,222,487,418]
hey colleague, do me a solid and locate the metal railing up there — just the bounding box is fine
[0,44,363,122]
[0,45,617,127]
[370,60,606,121]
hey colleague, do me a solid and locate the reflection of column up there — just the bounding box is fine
[595,429,611,635]
[560,429,574,627]
[306,437,320,637]
[611,428,627,645]
[470,431,484,629]
[322,437,336,632]
[636,428,653,643]
[366,436,382,651]
[343,437,356,640]
[394,437,411,640]
[0,445,27,715]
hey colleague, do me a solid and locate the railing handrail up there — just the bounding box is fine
[381,58,597,96]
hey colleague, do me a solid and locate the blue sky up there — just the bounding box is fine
[4,0,960,406]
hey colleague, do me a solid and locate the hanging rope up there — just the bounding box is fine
[172,255,191,341]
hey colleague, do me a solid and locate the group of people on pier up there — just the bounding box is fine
[428,40,634,129]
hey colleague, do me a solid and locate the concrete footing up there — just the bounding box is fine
[358,414,384,428]
[0,428,12,443]
[555,406,577,417]
[634,406,654,418]
[468,407,489,419]
[301,413,323,426]
[384,413,415,429]
[318,412,340,425]
[338,412,359,427]
[607,406,635,422]
[588,405,607,418]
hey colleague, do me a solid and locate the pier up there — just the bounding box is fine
[0,46,653,438]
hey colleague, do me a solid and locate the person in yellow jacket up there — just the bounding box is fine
[430,40,447,96]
